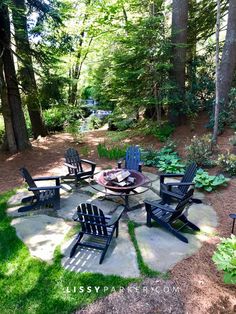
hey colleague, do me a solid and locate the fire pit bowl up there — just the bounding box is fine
[95,169,147,193]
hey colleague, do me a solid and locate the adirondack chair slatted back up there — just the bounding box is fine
[170,188,194,221]
[77,203,108,236]
[19,167,39,196]
[179,162,197,194]
[65,148,83,174]
[125,146,141,171]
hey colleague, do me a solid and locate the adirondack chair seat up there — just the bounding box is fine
[19,168,62,212]
[145,188,200,243]
[63,148,96,186]
[70,203,124,264]
[117,145,143,172]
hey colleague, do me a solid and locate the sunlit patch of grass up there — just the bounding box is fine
[0,191,135,314]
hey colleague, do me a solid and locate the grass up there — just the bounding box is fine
[0,191,136,314]
[97,143,127,160]
[128,221,169,278]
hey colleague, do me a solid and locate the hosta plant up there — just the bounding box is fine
[194,169,229,192]
[157,156,185,174]
[212,235,236,284]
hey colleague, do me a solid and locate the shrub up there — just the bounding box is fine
[108,117,135,131]
[229,133,236,146]
[217,153,236,176]
[88,116,102,130]
[212,235,236,284]
[157,155,185,173]
[186,134,213,166]
[142,141,179,168]
[64,121,83,143]
[97,143,127,160]
[142,121,174,142]
[0,129,5,145]
[43,107,66,132]
[194,169,229,192]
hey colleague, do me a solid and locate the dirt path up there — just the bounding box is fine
[1,124,236,313]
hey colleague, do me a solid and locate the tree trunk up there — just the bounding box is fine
[170,0,188,124]
[218,0,236,108]
[0,4,31,151]
[12,0,48,138]
[0,58,17,153]
[212,0,221,142]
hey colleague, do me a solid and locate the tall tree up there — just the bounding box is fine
[0,3,31,151]
[12,0,48,138]
[218,0,236,109]
[212,0,221,142]
[170,0,188,124]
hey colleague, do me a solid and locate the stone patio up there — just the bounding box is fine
[7,172,218,277]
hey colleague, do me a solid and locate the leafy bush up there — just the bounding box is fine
[217,153,236,176]
[97,143,127,160]
[0,129,4,145]
[142,143,185,173]
[212,235,236,284]
[157,155,185,173]
[229,133,236,146]
[108,117,135,131]
[194,169,229,192]
[43,107,66,132]
[64,121,83,143]
[186,134,213,166]
[142,122,174,142]
[88,116,102,130]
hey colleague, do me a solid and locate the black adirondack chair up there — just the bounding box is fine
[145,188,200,243]
[70,203,124,264]
[160,162,198,204]
[229,213,236,234]
[63,148,96,186]
[18,167,61,212]
[117,145,143,172]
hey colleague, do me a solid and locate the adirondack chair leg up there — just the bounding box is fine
[232,218,235,234]
[99,243,109,264]
[18,202,38,212]
[179,215,200,231]
[145,204,152,227]
[54,191,60,210]
[21,195,35,203]
[70,232,84,258]
[115,222,119,237]
[170,228,189,243]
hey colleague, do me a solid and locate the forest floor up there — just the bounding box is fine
[1,115,236,313]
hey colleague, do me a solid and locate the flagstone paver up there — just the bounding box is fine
[61,221,140,278]
[11,215,71,262]
[8,171,218,277]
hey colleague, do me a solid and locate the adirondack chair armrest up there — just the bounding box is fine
[80,159,96,166]
[64,163,77,169]
[28,186,62,191]
[144,200,175,213]
[33,176,61,181]
[117,157,125,168]
[160,173,184,183]
[165,182,195,187]
[72,213,79,221]
[106,206,124,226]
[160,189,185,200]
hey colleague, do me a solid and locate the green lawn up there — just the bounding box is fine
[0,191,136,314]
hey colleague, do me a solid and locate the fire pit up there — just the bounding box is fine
[96,169,147,193]
[94,169,151,211]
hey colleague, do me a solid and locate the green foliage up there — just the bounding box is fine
[217,153,236,176]
[64,120,83,143]
[186,134,213,166]
[212,235,236,284]
[194,169,229,192]
[88,115,102,130]
[43,107,66,132]
[157,156,185,174]
[0,129,4,145]
[0,191,133,314]
[142,122,174,142]
[142,142,184,173]
[97,143,127,160]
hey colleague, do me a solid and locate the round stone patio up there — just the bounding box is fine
[7,172,218,278]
